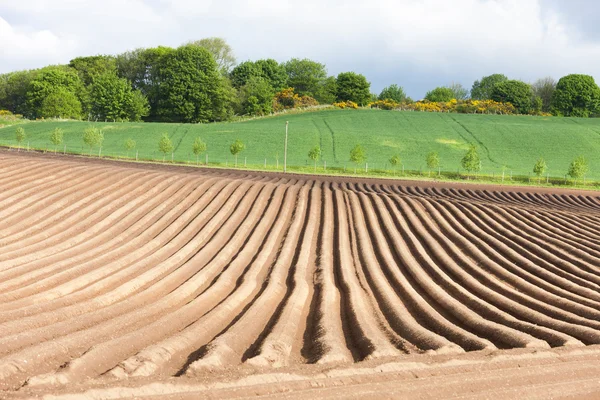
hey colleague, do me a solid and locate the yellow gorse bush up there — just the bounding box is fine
[273,88,319,112]
[333,100,359,109]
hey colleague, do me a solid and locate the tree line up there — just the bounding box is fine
[1,37,599,122]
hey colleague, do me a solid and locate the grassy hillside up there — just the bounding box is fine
[2,109,600,179]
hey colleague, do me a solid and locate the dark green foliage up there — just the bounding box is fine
[254,59,288,91]
[239,76,275,116]
[336,72,371,106]
[0,70,38,115]
[378,84,406,102]
[26,66,84,119]
[471,74,508,100]
[230,59,287,92]
[283,58,327,97]
[40,87,82,119]
[551,74,600,117]
[230,61,261,88]
[425,87,454,102]
[490,80,534,114]
[314,76,338,104]
[69,56,117,86]
[90,72,137,121]
[155,45,231,123]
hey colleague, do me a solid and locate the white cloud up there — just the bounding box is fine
[1,0,600,97]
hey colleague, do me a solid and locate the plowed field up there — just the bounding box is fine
[1,151,600,399]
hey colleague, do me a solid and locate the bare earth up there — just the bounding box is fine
[1,150,600,399]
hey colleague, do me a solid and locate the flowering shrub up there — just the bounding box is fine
[0,110,24,120]
[333,100,359,109]
[370,99,518,115]
[272,88,318,112]
[370,99,399,110]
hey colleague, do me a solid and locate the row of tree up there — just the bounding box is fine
[422,74,600,117]
[2,37,599,122]
[0,38,372,123]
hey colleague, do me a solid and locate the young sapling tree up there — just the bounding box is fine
[230,139,245,167]
[350,144,366,174]
[533,157,547,184]
[124,138,136,158]
[15,127,25,151]
[426,151,440,177]
[192,137,207,165]
[158,133,174,162]
[461,145,481,179]
[308,145,321,172]
[50,128,64,153]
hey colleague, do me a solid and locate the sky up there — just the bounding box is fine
[1,0,600,99]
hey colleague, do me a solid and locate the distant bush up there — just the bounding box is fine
[370,99,518,115]
[272,88,318,112]
[333,100,359,109]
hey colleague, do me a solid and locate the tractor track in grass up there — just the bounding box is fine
[1,150,600,398]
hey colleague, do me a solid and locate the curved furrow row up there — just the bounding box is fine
[1,152,600,392]
[417,197,600,328]
[0,179,267,388]
[0,173,199,293]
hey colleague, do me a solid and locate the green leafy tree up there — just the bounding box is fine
[378,84,406,102]
[448,82,469,100]
[336,72,371,106]
[90,72,139,121]
[533,157,547,183]
[425,87,454,102]
[156,45,233,123]
[490,80,534,114]
[350,144,366,173]
[426,151,440,176]
[50,128,64,152]
[192,137,207,164]
[567,156,589,184]
[283,58,327,98]
[158,133,174,162]
[115,46,172,117]
[39,87,83,119]
[26,66,84,119]
[0,70,38,115]
[239,76,274,116]
[230,59,287,91]
[254,59,288,91]
[532,77,556,113]
[389,154,401,174]
[314,76,338,104]
[230,139,245,167]
[124,138,136,157]
[471,74,508,100]
[83,127,104,156]
[308,145,321,172]
[230,61,261,88]
[15,126,25,150]
[461,145,481,179]
[128,90,150,121]
[69,55,117,87]
[188,37,236,73]
[551,74,600,117]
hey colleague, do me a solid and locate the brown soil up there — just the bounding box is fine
[1,150,600,399]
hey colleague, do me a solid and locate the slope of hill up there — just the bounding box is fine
[2,109,600,179]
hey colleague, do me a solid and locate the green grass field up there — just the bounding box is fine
[2,109,600,179]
